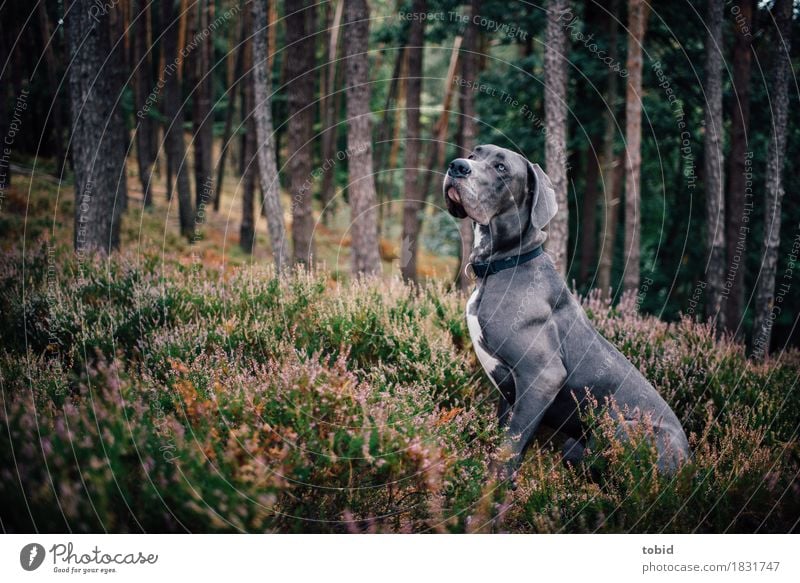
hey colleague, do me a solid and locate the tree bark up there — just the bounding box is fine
[622,0,650,293]
[544,0,569,276]
[400,0,427,283]
[455,0,481,292]
[0,26,9,191]
[383,55,407,230]
[214,12,246,211]
[344,0,382,276]
[241,119,257,254]
[752,0,793,359]
[580,139,601,284]
[375,45,406,224]
[268,0,278,69]
[65,0,126,253]
[725,0,754,333]
[133,0,156,206]
[162,0,195,237]
[251,0,289,272]
[110,0,132,212]
[108,1,129,213]
[240,11,256,255]
[320,0,344,223]
[597,0,620,297]
[703,0,727,332]
[177,0,189,78]
[193,0,214,213]
[286,0,317,265]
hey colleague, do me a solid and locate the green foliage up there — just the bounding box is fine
[1,247,797,532]
[465,0,800,350]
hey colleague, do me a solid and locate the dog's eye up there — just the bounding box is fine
[495,163,506,172]
[468,155,475,160]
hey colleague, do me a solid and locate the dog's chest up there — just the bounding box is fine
[466,287,504,385]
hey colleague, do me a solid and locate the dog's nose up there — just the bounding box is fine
[448,158,472,178]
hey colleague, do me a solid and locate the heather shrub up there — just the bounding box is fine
[0,246,797,532]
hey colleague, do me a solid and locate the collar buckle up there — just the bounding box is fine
[464,262,477,281]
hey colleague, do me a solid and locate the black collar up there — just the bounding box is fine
[470,246,544,278]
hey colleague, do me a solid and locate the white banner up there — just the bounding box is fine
[0,534,797,582]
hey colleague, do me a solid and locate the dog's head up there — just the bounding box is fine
[443,144,557,237]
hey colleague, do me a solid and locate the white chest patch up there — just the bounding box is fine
[473,223,484,249]
[466,289,502,388]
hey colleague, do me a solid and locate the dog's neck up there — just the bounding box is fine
[470,207,547,265]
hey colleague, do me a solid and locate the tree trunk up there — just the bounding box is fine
[286,0,317,265]
[580,139,601,284]
[725,0,754,334]
[177,0,189,78]
[703,0,727,332]
[320,0,344,223]
[598,0,620,297]
[622,0,650,293]
[240,11,256,255]
[37,1,66,175]
[752,0,793,359]
[400,0,427,283]
[544,0,569,276]
[268,0,278,69]
[194,0,214,213]
[162,0,195,237]
[108,0,132,211]
[383,56,407,230]
[0,27,9,191]
[344,0,381,276]
[420,36,462,200]
[375,45,406,224]
[182,2,199,193]
[455,0,481,292]
[214,13,246,211]
[273,10,287,178]
[108,1,129,213]
[160,0,172,201]
[65,0,125,253]
[241,119,257,254]
[251,0,289,272]
[133,0,156,206]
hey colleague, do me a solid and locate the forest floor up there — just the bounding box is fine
[0,151,457,281]
[1,153,459,282]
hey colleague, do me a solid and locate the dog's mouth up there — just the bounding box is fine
[446,184,461,203]
[443,177,469,219]
[445,177,465,203]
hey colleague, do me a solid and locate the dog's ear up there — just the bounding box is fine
[527,161,557,230]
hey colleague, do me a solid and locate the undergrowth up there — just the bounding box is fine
[1,244,798,532]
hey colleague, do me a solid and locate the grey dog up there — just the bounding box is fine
[443,144,690,482]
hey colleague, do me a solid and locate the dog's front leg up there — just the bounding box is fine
[489,362,516,430]
[497,362,565,488]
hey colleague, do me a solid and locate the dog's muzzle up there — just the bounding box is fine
[445,159,472,204]
[444,158,470,219]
